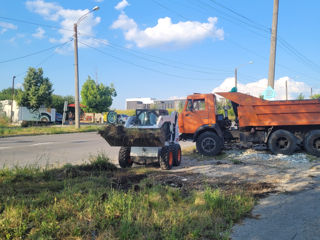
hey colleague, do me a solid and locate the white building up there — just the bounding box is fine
[125,97,186,110]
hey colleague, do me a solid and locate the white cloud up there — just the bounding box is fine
[213,76,315,100]
[94,0,104,2]
[26,0,107,50]
[32,27,45,39]
[0,21,17,34]
[9,33,25,43]
[115,0,129,11]
[111,12,224,48]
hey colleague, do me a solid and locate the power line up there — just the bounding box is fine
[82,37,232,75]
[14,40,72,78]
[197,0,320,76]
[0,40,72,64]
[0,16,73,32]
[79,40,224,82]
[152,0,266,72]
[162,0,319,82]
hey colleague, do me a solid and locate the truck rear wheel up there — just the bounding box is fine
[268,129,297,155]
[172,144,182,166]
[196,132,223,156]
[119,147,133,168]
[40,114,51,122]
[304,130,320,157]
[160,146,173,170]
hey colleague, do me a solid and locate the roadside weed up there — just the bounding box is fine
[0,154,254,240]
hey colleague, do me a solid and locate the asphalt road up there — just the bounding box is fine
[0,132,120,168]
[0,132,194,168]
[231,177,320,240]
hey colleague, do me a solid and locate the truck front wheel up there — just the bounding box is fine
[119,147,133,168]
[268,129,297,155]
[304,130,320,157]
[196,132,223,156]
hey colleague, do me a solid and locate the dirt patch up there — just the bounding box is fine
[177,147,320,194]
[111,171,148,190]
[145,170,276,199]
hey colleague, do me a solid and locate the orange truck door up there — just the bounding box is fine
[180,98,210,134]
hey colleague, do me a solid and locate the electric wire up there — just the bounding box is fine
[0,16,73,32]
[79,40,224,82]
[155,0,319,81]
[79,36,232,75]
[0,40,72,64]
[199,0,320,76]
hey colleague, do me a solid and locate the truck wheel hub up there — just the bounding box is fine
[202,137,216,152]
[277,137,288,149]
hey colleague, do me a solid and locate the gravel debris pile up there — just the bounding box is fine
[226,149,312,164]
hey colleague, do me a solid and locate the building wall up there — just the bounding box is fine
[125,98,186,110]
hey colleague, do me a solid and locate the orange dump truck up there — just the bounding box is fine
[178,92,320,157]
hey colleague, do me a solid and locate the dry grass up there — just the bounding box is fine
[0,125,102,137]
[0,154,255,240]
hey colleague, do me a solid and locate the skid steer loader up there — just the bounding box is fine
[99,109,182,170]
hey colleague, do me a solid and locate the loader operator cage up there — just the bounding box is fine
[135,109,169,126]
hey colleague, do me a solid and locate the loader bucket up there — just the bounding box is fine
[99,125,167,147]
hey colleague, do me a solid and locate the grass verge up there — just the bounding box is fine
[0,154,255,240]
[0,125,102,137]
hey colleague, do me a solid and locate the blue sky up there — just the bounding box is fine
[0,0,319,109]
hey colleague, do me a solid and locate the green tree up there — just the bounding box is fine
[297,93,305,100]
[17,67,53,111]
[81,76,116,113]
[50,94,74,113]
[0,88,22,101]
[311,94,320,99]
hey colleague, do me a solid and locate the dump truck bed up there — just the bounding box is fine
[217,92,320,127]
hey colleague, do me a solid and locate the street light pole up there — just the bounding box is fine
[10,76,16,123]
[74,23,80,129]
[74,6,99,129]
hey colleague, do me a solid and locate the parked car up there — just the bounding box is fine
[117,114,128,124]
[55,112,63,123]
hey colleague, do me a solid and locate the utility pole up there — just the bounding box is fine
[311,88,313,98]
[234,68,238,89]
[285,80,288,100]
[268,0,279,89]
[74,23,80,129]
[10,76,16,123]
[73,6,99,129]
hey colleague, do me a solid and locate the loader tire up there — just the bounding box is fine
[118,147,133,168]
[268,129,297,155]
[304,130,320,157]
[160,146,173,170]
[196,131,223,156]
[172,144,182,166]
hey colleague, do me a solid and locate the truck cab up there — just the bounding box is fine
[179,93,225,156]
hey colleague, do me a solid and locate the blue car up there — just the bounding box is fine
[55,112,63,123]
